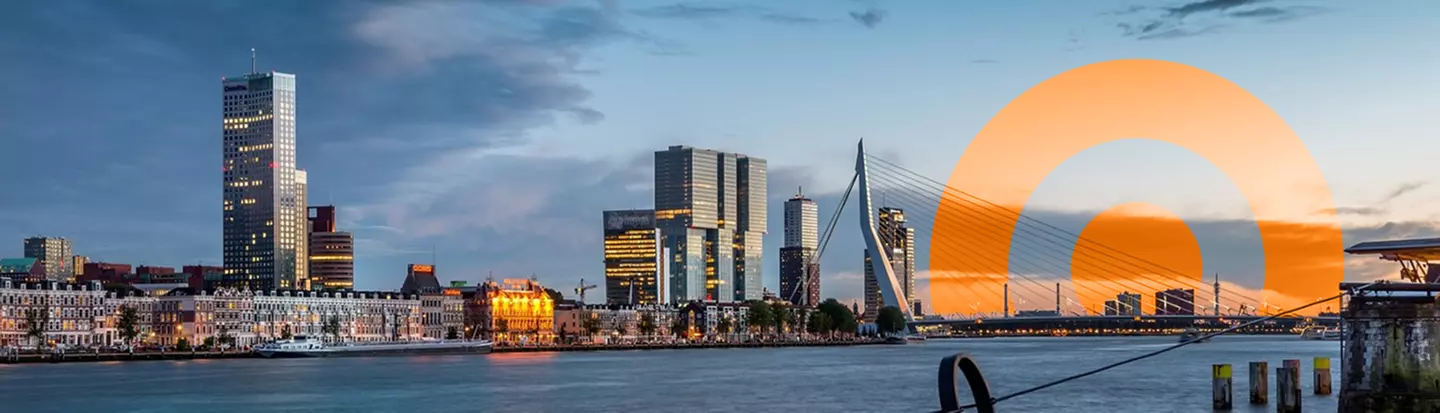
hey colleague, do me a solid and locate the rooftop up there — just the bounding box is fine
[1346,237,1440,261]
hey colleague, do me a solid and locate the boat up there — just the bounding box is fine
[1321,327,1343,340]
[882,335,908,345]
[905,334,927,342]
[1179,328,1210,343]
[1300,326,1343,340]
[254,336,493,358]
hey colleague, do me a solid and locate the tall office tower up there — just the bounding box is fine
[72,255,88,279]
[779,188,819,307]
[23,237,73,281]
[603,210,663,305]
[295,170,309,290]
[308,205,354,290]
[654,145,765,303]
[221,53,303,291]
[1155,288,1196,316]
[862,207,915,321]
[732,156,767,301]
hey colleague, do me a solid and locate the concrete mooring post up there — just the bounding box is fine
[1338,282,1440,412]
[1314,357,1332,396]
[1213,364,1233,410]
[1250,361,1269,404]
[1278,366,1301,413]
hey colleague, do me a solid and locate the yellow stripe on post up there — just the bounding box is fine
[1214,364,1233,379]
[1314,357,1330,369]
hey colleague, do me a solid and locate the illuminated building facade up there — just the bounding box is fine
[401,264,440,294]
[221,61,305,291]
[470,278,554,342]
[654,145,766,304]
[23,237,73,281]
[308,206,354,290]
[863,207,914,321]
[603,209,663,305]
[420,288,465,339]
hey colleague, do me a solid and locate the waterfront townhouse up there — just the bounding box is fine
[0,280,111,348]
[252,290,423,343]
[420,288,465,340]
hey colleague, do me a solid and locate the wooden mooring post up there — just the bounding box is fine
[1213,364,1233,410]
[1314,357,1332,396]
[1249,361,1268,404]
[1277,366,1301,413]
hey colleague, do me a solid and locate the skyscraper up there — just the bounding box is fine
[221,53,304,291]
[654,145,766,303]
[603,209,663,305]
[863,207,914,321]
[779,188,819,307]
[295,169,309,290]
[23,237,73,281]
[308,205,354,290]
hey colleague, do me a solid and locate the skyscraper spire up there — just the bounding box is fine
[250,48,257,74]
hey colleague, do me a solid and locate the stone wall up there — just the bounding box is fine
[1341,293,1440,412]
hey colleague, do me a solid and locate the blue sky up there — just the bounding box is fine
[2,0,1438,310]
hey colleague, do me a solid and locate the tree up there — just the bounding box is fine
[745,301,774,337]
[24,305,50,351]
[495,318,510,341]
[203,336,216,349]
[773,305,795,334]
[176,338,192,352]
[280,324,294,340]
[322,315,342,343]
[806,311,832,335]
[876,306,907,336]
[543,288,565,302]
[216,324,233,347]
[446,326,460,340]
[614,324,628,337]
[638,313,657,338]
[716,316,733,336]
[118,305,141,346]
[670,318,687,338]
[581,315,602,337]
[817,299,858,335]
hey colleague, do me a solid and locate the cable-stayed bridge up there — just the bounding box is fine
[794,141,1333,331]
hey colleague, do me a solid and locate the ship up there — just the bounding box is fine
[1179,328,1210,343]
[254,336,493,358]
[1301,326,1343,340]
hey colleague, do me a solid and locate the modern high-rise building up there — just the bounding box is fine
[1155,288,1196,316]
[1116,292,1143,316]
[863,207,915,321]
[72,255,88,279]
[654,145,766,303]
[603,209,663,305]
[308,206,354,290]
[295,170,309,290]
[779,188,819,307]
[221,55,305,291]
[23,237,73,281]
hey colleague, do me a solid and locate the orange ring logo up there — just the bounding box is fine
[930,59,1343,316]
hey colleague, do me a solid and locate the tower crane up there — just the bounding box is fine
[576,279,597,304]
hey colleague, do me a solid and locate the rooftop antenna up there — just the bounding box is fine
[250,48,257,74]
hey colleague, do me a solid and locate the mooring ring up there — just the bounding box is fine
[938,352,995,413]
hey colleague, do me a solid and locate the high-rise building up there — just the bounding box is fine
[654,145,766,303]
[307,205,354,290]
[1155,288,1196,316]
[1116,292,1142,316]
[603,209,663,305]
[23,237,73,281]
[221,55,304,291]
[779,188,819,308]
[72,255,88,279]
[863,207,915,321]
[295,170,309,290]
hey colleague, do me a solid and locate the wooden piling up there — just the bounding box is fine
[1277,366,1301,413]
[1249,361,1268,404]
[1213,364,1233,410]
[1313,357,1331,395]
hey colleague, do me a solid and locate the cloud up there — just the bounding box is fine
[1321,182,1428,217]
[848,8,887,28]
[632,3,826,26]
[1383,181,1427,203]
[1111,0,1328,41]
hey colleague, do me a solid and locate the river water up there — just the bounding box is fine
[0,336,1340,412]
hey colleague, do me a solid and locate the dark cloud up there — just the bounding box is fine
[1317,182,1428,217]
[849,8,887,28]
[632,3,826,26]
[1112,0,1326,41]
[1383,181,1427,202]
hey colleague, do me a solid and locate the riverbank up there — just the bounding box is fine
[1,339,888,364]
[493,339,886,353]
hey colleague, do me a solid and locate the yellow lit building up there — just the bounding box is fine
[603,210,662,305]
[472,278,554,343]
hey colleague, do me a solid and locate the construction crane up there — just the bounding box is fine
[575,279,597,304]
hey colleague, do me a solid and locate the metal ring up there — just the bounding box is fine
[938,352,995,413]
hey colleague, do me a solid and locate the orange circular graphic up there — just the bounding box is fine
[929,59,1343,316]
[1070,202,1203,315]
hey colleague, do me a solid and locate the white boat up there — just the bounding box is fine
[254,336,493,358]
[1301,326,1342,340]
[1179,328,1210,343]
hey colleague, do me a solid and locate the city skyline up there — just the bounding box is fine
[3,1,1440,312]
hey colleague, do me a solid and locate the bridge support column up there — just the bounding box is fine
[1250,361,1268,404]
[1213,364,1233,410]
[1338,282,1440,412]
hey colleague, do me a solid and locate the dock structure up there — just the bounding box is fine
[1341,238,1440,412]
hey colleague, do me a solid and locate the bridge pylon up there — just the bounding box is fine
[856,139,914,323]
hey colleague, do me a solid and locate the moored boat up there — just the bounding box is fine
[254,336,493,358]
[1179,328,1210,343]
[882,335,907,345]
